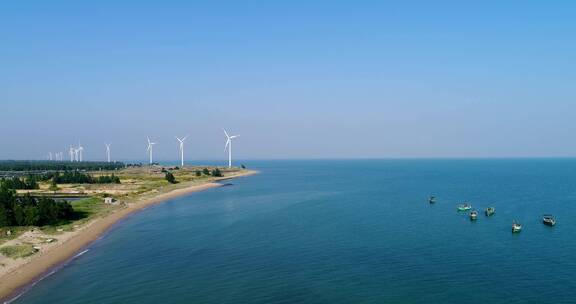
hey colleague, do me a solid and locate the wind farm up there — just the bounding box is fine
[37,129,242,169]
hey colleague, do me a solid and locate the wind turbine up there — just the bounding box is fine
[147,137,157,165]
[74,148,79,162]
[105,144,111,163]
[175,136,188,167]
[223,129,240,168]
[78,145,84,162]
[69,146,75,162]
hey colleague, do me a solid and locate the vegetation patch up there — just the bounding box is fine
[0,244,37,259]
[0,186,76,227]
[0,160,125,172]
[165,172,178,184]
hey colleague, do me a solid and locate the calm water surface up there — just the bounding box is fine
[13,160,576,303]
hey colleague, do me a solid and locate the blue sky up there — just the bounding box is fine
[1,1,576,161]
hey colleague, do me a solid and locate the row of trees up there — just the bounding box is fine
[0,160,125,172]
[0,176,40,190]
[195,168,223,177]
[0,185,75,227]
[0,172,121,189]
[46,171,121,184]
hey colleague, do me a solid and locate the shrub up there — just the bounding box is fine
[0,244,37,259]
[165,172,177,184]
[211,168,223,177]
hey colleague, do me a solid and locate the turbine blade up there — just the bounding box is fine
[225,139,230,151]
[223,129,230,138]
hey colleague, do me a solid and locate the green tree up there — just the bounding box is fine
[165,172,177,184]
[211,168,223,177]
[13,204,25,226]
[0,205,11,227]
[202,168,210,175]
[0,185,74,227]
[49,180,59,192]
[24,206,39,226]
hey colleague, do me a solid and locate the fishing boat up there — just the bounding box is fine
[542,215,556,226]
[429,196,436,204]
[485,207,495,216]
[512,221,522,233]
[470,210,478,221]
[457,203,472,211]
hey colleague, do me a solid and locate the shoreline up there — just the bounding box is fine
[0,170,257,302]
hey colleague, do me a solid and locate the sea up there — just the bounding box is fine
[11,159,576,303]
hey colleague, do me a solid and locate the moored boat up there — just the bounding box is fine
[512,221,522,233]
[470,210,478,220]
[542,215,556,226]
[457,203,472,211]
[429,196,436,204]
[485,207,495,216]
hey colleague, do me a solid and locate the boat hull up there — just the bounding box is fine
[485,208,495,216]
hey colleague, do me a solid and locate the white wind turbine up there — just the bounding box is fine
[74,148,80,162]
[175,136,188,167]
[78,145,84,162]
[223,129,240,168]
[69,146,75,162]
[105,144,111,163]
[147,137,157,165]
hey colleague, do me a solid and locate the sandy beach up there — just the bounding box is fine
[0,170,256,302]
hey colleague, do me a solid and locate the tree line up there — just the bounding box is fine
[0,176,40,190]
[0,160,125,172]
[46,171,121,184]
[0,185,75,227]
[0,172,121,190]
[195,168,223,177]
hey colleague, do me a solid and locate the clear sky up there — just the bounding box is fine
[1,1,575,161]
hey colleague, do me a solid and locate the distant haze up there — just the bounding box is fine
[1,1,575,161]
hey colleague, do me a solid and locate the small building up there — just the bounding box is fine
[104,197,117,205]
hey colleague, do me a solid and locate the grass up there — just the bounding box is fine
[71,197,109,217]
[0,244,37,259]
[0,227,30,246]
[42,197,114,234]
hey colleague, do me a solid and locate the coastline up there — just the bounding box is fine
[0,170,257,302]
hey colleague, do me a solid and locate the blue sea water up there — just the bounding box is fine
[11,160,576,304]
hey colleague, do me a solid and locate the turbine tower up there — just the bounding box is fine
[69,146,75,162]
[223,129,240,168]
[74,148,80,162]
[78,145,84,162]
[105,144,111,163]
[175,136,188,167]
[147,137,157,165]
